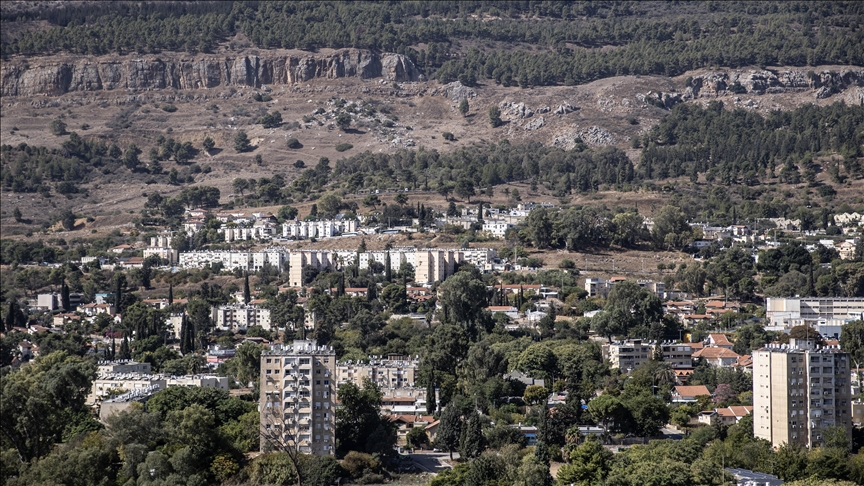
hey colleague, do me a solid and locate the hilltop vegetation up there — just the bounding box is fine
[3,1,863,88]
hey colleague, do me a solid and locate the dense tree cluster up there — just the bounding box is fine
[333,141,635,196]
[640,102,864,184]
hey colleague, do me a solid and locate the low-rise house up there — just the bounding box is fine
[698,406,753,426]
[706,333,734,349]
[511,424,539,446]
[388,414,436,446]
[18,342,34,361]
[683,314,714,326]
[78,303,115,316]
[672,385,712,403]
[487,305,519,320]
[53,313,81,327]
[693,347,741,367]
[110,244,134,253]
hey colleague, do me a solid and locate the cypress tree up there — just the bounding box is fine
[337,272,345,297]
[61,282,70,311]
[6,301,17,332]
[459,411,485,459]
[385,252,392,282]
[114,276,122,312]
[168,283,173,305]
[367,281,377,302]
[180,315,188,353]
[437,403,463,460]
[243,272,251,304]
[110,329,116,360]
[119,333,131,360]
[141,261,151,289]
[426,372,436,415]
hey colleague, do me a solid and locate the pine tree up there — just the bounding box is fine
[61,282,70,312]
[243,272,251,304]
[459,98,469,116]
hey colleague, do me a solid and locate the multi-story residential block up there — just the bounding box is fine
[212,304,272,331]
[584,278,664,298]
[143,233,179,264]
[36,292,83,311]
[604,340,654,370]
[766,297,864,338]
[659,342,694,368]
[584,278,612,298]
[89,373,167,404]
[143,246,179,265]
[415,249,458,284]
[335,354,420,390]
[97,360,152,374]
[753,339,853,448]
[282,219,358,239]
[482,220,515,237]
[260,340,337,455]
[179,249,289,272]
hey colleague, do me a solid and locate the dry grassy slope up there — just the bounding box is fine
[1,63,861,241]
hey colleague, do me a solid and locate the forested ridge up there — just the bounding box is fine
[639,101,864,184]
[2,1,863,87]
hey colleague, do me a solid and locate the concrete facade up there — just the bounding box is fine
[260,340,337,456]
[753,339,853,448]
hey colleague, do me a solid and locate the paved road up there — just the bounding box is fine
[409,452,454,474]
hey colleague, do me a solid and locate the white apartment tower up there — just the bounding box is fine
[260,340,337,456]
[753,339,852,449]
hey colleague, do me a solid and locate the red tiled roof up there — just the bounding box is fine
[693,347,740,360]
[716,406,753,417]
[709,333,733,346]
[674,385,711,397]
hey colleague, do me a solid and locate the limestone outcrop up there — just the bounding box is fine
[0,49,422,97]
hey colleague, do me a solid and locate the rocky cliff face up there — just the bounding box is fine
[683,68,864,101]
[0,49,422,97]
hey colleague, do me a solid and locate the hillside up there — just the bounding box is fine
[1,1,863,240]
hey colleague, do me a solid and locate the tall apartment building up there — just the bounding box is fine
[753,339,853,449]
[260,340,336,456]
[415,249,458,284]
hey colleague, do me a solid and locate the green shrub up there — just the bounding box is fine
[287,138,302,149]
[335,143,353,152]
